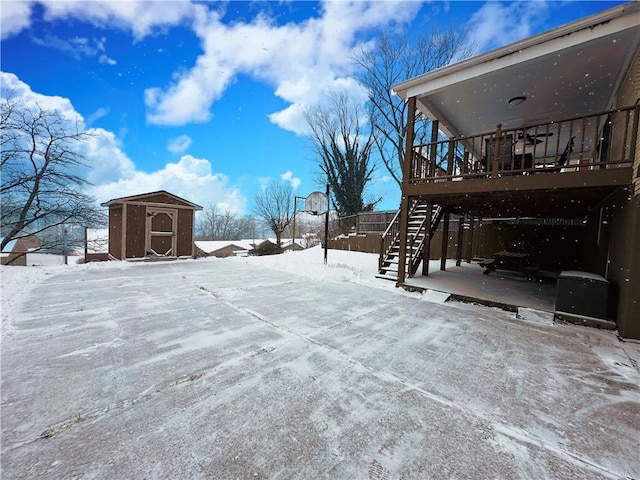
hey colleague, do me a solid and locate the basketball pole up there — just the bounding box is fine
[292,196,306,251]
[292,196,297,249]
[324,183,329,265]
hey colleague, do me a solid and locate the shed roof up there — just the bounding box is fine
[100,190,203,210]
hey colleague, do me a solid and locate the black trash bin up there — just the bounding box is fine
[555,271,610,320]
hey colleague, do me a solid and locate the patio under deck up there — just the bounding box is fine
[402,260,559,316]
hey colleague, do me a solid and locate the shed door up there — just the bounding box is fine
[145,207,178,257]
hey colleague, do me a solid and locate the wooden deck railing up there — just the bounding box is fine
[409,105,639,184]
[378,209,400,272]
[378,199,424,272]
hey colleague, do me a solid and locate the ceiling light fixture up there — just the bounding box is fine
[508,96,527,106]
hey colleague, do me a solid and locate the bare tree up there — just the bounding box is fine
[304,92,376,216]
[197,203,219,239]
[253,182,293,251]
[197,204,258,240]
[353,27,475,186]
[1,98,104,263]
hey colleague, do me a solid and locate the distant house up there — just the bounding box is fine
[250,239,279,256]
[249,238,304,255]
[281,239,304,252]
[195,240,256,258]
[1,235,42,266]
[101,191,202,260]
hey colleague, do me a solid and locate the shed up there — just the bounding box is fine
[101,191,203,260]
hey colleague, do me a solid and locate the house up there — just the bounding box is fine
[280,238,305,252]
[382,3,640,338]
[248,238,305,256]
[195,240,256,258]
[101,191,203,260]
[0,235,42,266]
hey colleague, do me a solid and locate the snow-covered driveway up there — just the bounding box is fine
[2,255,639,479]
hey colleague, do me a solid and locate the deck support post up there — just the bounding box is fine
[466,215,475,263]
[428,120,439,177]
[396,96,417,286]
[440,209,450,271]
[456,214,465,266]
[422,202,433,276]
[492,124,502,178]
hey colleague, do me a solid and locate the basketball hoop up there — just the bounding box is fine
[304,191,328,215]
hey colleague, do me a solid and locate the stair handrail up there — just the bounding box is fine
[430,205,444,236]
[379,209,400,271]
[408,206,430,276]
[381,208,400,239]
[379,199,422,272]
[408,203,444,276]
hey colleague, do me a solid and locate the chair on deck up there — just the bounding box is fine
[482,134,514,173]
[545,136,575,172]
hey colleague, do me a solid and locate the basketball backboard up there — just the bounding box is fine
[304,191,328,215]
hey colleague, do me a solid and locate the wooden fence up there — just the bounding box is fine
[331,211,397,236]
[329,219,586,271]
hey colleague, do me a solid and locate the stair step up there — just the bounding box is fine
[375,273,397,281]
[379,200,435,282]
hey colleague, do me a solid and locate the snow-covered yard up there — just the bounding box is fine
[1,247,639,479]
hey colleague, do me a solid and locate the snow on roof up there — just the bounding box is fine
[195,239,257,254]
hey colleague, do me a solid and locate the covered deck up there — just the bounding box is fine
[393,1,639,219]
[405,106,637,218]
[386,3,640,338]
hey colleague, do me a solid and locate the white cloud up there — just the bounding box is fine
[31,34,108,59]
[0,1,33,40]
[98,54,117,65]
[168,134,192,154]
[40,0,201,41]
[1,1,201,42]
[3,1,423,134]
[271,76,370,135]
[280,171,301,191]
[0,71,83,125]
[466,1,550,52]
[92,155,246,213]
[145,1,422,131]
[1,72,246,214]
[82,128,136,184]
[85,106,110,126]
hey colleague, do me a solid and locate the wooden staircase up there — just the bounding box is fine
[377,199,443,281]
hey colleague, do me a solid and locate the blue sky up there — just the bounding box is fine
[0,0,626,215]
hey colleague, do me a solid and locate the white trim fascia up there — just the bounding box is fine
[394,3,640,99]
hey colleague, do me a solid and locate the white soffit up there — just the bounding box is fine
[394,3,640,100]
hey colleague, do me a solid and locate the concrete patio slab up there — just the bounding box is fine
[1,257,638,479]
[403,260,558,312]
